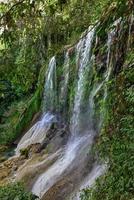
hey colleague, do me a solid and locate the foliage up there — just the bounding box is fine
[0,60,46,145]
[80,49,134,200]
[20,147,29,158]
[0,0,133,144]
[0,0,99,144]
[0,1,133,199]
[0,182,36,200]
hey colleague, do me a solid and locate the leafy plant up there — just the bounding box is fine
[80,51,134,200]
[0,182,37,200]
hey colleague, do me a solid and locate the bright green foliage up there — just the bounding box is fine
[0,0,132,145]
[0,60,46,144]
[0,0,102,144]
[0,182,36,200]
[0,0,133,199]
[80,51,134,200]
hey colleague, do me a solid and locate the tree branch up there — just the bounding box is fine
[0,0,26,22]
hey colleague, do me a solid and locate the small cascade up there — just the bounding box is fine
[44,56,57,112]
[70,164,106,200]
[102,19,123,122]
[91,19,122,130]
[71,27,95,136]
[59,51,70,113]
[16,112,56,154]
[16,57,57,155]
[32,134,93,198]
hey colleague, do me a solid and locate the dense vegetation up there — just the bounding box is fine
[80,3,134,198]
[0,0,133,200]
[0,0,132,144]
[0,182,36,200]
[81,4,133,200]
[81,50,134,200]
[0,0,116,144]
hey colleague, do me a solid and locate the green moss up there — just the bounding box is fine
[67,54,77,119]
[80,56,134,200]
[0,61,47,145]
[20,148,29,158]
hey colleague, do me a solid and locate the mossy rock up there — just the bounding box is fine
[20,148,29,158]
[0,145,8,153]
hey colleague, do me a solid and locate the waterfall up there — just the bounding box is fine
[101,19,123,125]
[71,27,95,136]
[59,51,70,114]
[16,20,122,200]
[32,133,93,198]
[70,164,106,200]
[44,56,57,112]
[16,57,57,155]
[16,113,56,155]
[31,28,96,198]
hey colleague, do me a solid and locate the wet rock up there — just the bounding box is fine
[41,157,94,200]
[0,156,26,185]
[37,122,69,154]
[0,145,8,153]
[0,145,15,164]
[0,167,10,180]
[20,143,42,158]
[0,156,6,163]
[15,150,61,190]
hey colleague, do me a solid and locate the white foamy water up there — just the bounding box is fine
[60,51,70,100]
[44,56,57,112]
[71,27,95,137]
[16,112,56,154]
[32,28,96,198]
[32,134,93,198]
[16,57,57,155]
[59,51,70,112]
[70,164,106,200]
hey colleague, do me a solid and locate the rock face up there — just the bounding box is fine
[0,145,8,163]
[0,123,69,187]
[0,155,26,185]
[16,113,57,155]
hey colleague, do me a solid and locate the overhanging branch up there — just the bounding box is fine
[0,0,26,23]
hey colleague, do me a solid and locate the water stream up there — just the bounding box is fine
[16,22,121,199]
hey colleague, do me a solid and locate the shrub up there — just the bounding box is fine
[0,182,37,200]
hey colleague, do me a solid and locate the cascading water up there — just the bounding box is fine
[71,27,95,137]
[59,51,70,115]
[16,21,121,200]
[16,113,56,154]
[16,57,57,155]
[44,56,57,112]
[32,27,96,198]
